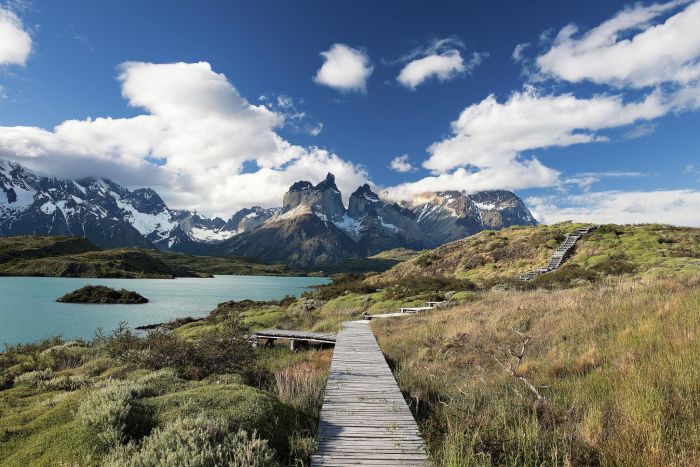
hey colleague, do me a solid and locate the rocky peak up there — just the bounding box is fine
[314,173,339,192]
[348,183,382,219]
[288,180,313,192]
[282,173,345,221]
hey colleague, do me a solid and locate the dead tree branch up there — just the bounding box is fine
[493,328,545,402]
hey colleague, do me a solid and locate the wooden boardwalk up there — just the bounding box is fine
[311,321,428,466]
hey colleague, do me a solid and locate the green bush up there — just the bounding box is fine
[13,368,54,387]
[106,416,278,467]
[42,374,90,391]
[289,434,317,465]
[141,383,296,458]
[383,275,476,300]
[305,273,378,301]
[134,320,260,381]
[76,379,146,451]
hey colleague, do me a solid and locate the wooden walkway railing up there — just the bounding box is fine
[311,321,428,466]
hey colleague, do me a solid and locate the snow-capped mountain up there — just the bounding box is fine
[0,159,538,266]
[0,159,250,250]
[212,174,538,267]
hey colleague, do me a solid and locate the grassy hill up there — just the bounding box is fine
[0,236,298,278]
[149,250,296,277]
[313,247,419,275]
[371,272,700,465]
[2,224,700,465]
[370,223,700,287]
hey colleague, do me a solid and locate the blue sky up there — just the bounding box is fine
[1,0,700,224]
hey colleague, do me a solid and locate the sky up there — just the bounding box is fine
[1,0,700,225]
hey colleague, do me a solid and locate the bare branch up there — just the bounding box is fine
[492,329,545,402]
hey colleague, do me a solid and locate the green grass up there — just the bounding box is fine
[0,311,331,465]
[370,223,700,288]
[0,388,97,466]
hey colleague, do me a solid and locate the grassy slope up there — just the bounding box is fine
[0,236,300,278]
[0,236,99,262]
[149,250,296,276]
[311,247,420,275]
[0,330,330,466]
[3,224,700,465]
[371,274,700,465]
[370,223,700,287]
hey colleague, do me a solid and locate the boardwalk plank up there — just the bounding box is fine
[310,321,428,466]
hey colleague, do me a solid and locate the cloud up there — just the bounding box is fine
[423,85,667,174]
[258,93,323,136]
[562,171,646,191]
[396,38,486,90]
[313,44,373,93]
[623,122,658,140]
[389,154,415,173]
[382,159,559,202]
[535,0,700,88]
[512,43,530,63]
[309,123,323,136]
[527,189,700,226]
[0,6,31,66]
[0,61,369,217]
[684,164,700,182]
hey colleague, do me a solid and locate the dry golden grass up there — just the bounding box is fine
[372,274,700,466]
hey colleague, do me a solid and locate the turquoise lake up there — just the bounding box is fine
[0,275,329,346]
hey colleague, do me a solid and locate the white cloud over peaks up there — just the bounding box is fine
[313,44,373,93]
[423,86,667,174]
[389,154,414,173]
[396,38,486,90]
[528,190,700,226]
[536,0,700,88]
[0,61,369,216]
[383,160,559,202]
[0,6,31,65]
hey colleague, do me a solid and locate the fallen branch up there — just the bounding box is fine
[494,328,545,402]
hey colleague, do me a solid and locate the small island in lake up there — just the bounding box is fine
[56,285,148,304]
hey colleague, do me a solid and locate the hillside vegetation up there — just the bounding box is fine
[372,274,700,465]
[2,223,699,465]
[0,236,297,278]
[0,318,330,466]
[370,223,700,287]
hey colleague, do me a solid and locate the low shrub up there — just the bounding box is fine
[76,379,146,451]
[306,273,378,301]
[383,275,476,300]
[289,433,317,465]
[42,374,90,391]
[135,320,260,381]
[13,368,54,387]
[141,383,296,459]
[106,416,278,467]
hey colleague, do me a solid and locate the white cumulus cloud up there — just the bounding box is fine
[0,61,369,217]
[313,44,373,93]
[389,154,414,173]
[396,38,486,90]
[527,189,700,226]
[535,0,700,88]
[0,6,31,66]
[423,85,667,174]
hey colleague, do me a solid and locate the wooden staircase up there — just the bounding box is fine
[518,226,596,281]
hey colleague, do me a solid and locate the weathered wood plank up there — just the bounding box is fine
[311,321,428,466]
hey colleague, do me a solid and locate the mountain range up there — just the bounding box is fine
[0,159,537,267]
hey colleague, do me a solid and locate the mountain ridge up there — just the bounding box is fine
[0,159,538,266]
